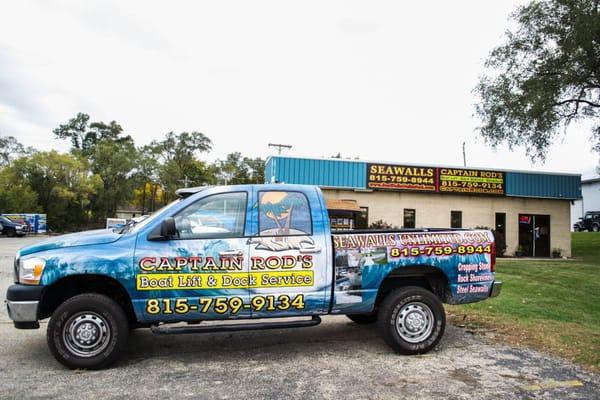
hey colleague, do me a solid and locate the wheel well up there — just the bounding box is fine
[38,275,137,324]
[374,266,450,309]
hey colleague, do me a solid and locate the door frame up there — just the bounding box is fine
[518,213,551,257]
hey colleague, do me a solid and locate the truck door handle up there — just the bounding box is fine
[219,250,244,257]
[299,245,321,254]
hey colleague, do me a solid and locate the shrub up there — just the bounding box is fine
[369,220,398,230]
[552,248,562,258]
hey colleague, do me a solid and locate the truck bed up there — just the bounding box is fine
[330,228,496,314]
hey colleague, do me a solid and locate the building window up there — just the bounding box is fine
[356,207,369,229]
[495,212,506,235]
[451,210,462,228]
[403,208,415,228]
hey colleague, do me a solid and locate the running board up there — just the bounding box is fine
[151,316,321,335]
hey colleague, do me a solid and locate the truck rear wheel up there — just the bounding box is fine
[346,313,377,324]
[377,286,445,354]
[47,293,129,370]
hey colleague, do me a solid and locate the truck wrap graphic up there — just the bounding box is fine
[332,231,495,314]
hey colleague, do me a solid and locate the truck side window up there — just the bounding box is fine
[174,192,247,239]
[258,191,312,236]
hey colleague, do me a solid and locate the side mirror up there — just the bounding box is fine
[161,217,177,238]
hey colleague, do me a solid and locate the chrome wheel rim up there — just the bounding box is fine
[63,312,111,357]
[395,302,434,343]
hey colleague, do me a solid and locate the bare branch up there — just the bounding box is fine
[553,98,600,108]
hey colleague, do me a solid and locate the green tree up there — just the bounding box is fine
[53,113,132,156]
[132,145,161,214]
[474,0,600,160]
[0,134,34,167]
[88,138,137,219]
[54,113,138,220]
[10,151,101,231]
[149,132,214,199]
[214,152,265,184]
[0,167,39,213]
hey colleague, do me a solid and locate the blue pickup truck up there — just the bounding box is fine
[6,184,501,369]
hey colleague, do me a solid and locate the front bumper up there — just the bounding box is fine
[490,280,502,298]
[6,300,38,321]
[5,284,44,329]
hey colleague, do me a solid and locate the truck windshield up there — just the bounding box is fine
[127,199,182,233]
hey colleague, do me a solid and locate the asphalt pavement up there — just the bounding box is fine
[1,236,598,399]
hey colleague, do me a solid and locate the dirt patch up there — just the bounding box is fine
[447,308,600,373]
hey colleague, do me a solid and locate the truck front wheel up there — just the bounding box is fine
[47,293,129,369]
[377,286,445,354]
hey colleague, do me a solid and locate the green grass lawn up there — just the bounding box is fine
[448,232,600,371]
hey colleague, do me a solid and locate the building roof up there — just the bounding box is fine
[265,155,582,200]
[582,177,600,185]
[265,154,582,177]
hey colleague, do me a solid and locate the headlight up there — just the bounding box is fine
[19,258,46,285]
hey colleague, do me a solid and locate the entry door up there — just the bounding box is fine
[248,190,329,317]
[518,214,550,257]
[133,191,252,322]
[533,215,551,257]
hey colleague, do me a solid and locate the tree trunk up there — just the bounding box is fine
[141,183,146,215]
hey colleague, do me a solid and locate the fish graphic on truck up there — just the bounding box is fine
[6,184,501,369]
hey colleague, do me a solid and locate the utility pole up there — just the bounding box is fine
[178,176,191,188]
[462,142,467,167]
[268,143,292,154]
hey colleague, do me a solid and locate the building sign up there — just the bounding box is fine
[366,164,436,191]
[366,164,505,196]
[438,168,504,195]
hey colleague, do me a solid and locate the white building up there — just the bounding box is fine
[571,177,600,229]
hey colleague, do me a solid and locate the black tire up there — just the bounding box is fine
[6,229,15,237]
[347,313,378,324]
[47,293,129,370]
[377,286,445,355]
[593,224,599,232]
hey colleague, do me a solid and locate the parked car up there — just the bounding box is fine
[576,211,600,232]
[0,216,29,237]
[6,184,501,369]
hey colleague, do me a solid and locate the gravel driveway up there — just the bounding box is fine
[1,236,598,399]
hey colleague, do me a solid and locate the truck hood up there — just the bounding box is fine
[18,229,123,257]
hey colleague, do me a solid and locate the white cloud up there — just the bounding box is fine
[0,0,595,175]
